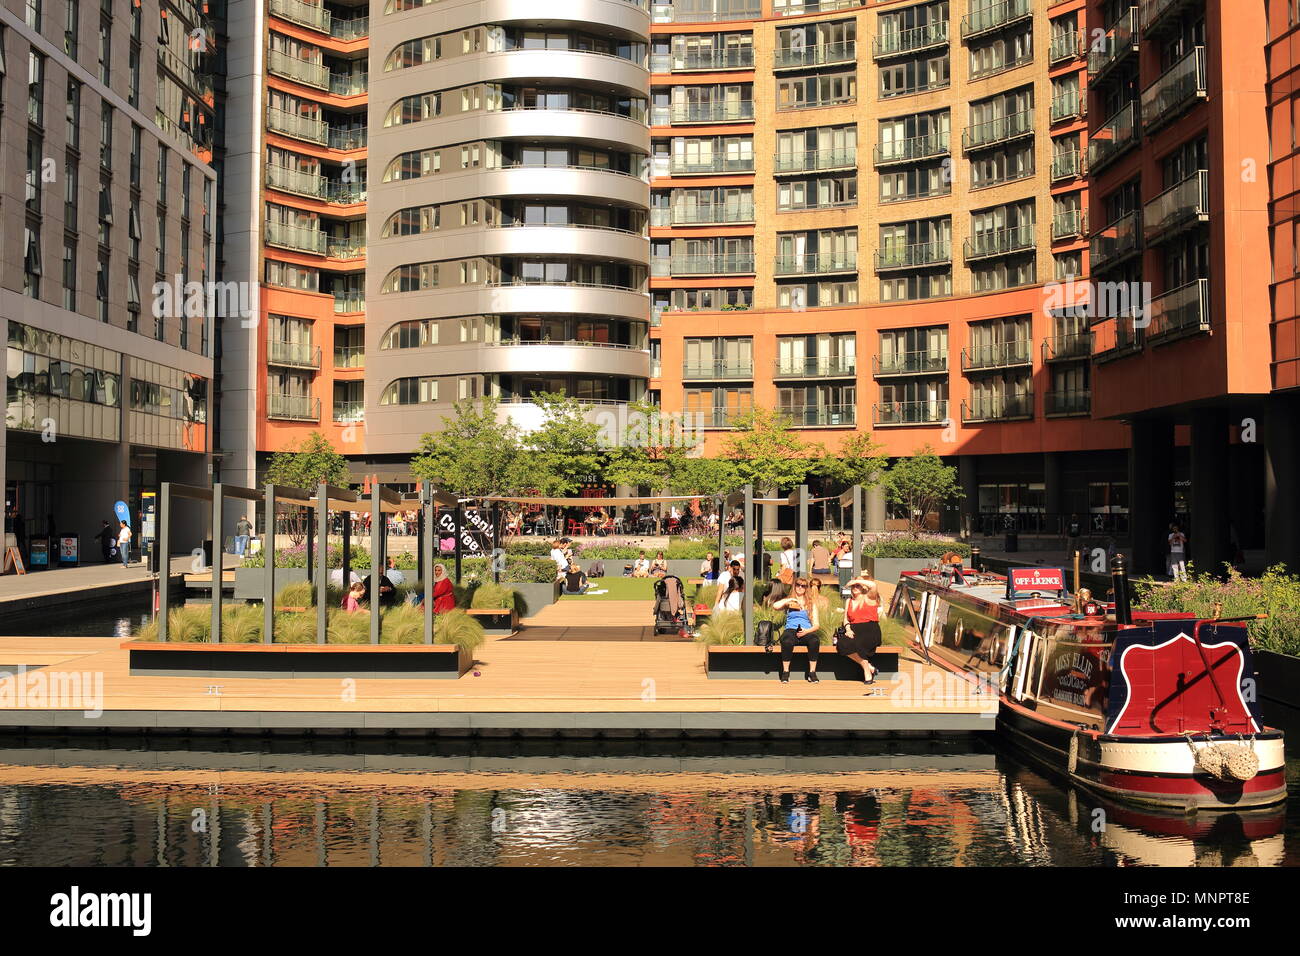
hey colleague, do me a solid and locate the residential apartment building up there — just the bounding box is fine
[206,0,1290,575]
[0,0,215,551]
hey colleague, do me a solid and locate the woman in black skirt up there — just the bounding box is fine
[839,577,883,683]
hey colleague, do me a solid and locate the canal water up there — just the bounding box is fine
[0,604,1296,867]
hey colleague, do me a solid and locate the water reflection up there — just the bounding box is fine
[0,740,1292,866]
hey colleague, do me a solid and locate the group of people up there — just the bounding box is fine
[630,551,669,578]
[337,557,456,614]
[768,571,884,685]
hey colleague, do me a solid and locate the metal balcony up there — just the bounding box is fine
[269,0,330,33]
[1050,90,1084,123]
[333,345,365,369]
[963,224,1035,263]
[873,351,948,376]
[1143,170,1209,246]
[268,50,330,90]
[681,361,754,380]
[873,21,950,59]
[332,401,365,423]
[874,241,952,272]
[652,203,755,226]
[774,147,857,175]
[773,41,856,70]
[774,356,857,378]
[1089,210,1142,271]
[962,340,1032,371]
[1052,208,1086,240]
[327,237,366,260]
[329,72,368,97]
[1147,278,1210,344]
[1141,46,1206,135]
[650,48,754,72]
[326,127,367,150]
[774,252,857,276]
[873,132,949,166]
[651,2,761,23]
[653,254,755,276]
[962,109,1034,152]
[780,403,857,427]
[1041,334,1091,363]
[653,101,755,125]
[1050,148,1082,182]
[1139,0,1200,36]
[268,394,321,422]
[1090,314,1145,363]
[667,155,755,175]
[266,107,327,145]
[266,164,367,204]
[1045,389,1090,417]
[873,399,950,426]
[1087,101,1139,174]
[1088,7,1139,82]
[268,340,322,368]
[331,17,368,41]
[1048,30,1081,64]
[265,221,327,254]
[961,392,1034,423]
[961,0,1032,40]
[333,294,365,314]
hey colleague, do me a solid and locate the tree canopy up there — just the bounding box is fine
[721,407,825,493]
[409,396,532,499]
[264,431,350,492]
[883,444,964,535]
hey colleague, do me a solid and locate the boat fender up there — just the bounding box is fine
[1189,739,1260,782]
[1067,732,1079,775]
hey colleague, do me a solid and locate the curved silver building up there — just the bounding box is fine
[365,0,653,451]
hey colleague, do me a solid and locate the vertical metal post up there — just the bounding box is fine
[316,482,328,644]
[742,484,754,643]
[416,504,425,584]
[306,506,314,585]
[158,483,171,641]
[716,495,724,569]
[754,501,764,579]
[797,484,809,576]
[210,484,224,644]
[370,483,382,645]
[263,485,276,643]
[453,500,464,584]
[423,490,435,645]
[491,501,501,584]
[851,484,863,579]
[342,510,352,591]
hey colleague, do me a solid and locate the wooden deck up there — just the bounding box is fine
[0,591,993,735]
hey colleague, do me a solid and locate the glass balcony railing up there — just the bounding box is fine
[651,2,760,23]
[1050,90,1083,122]
[962,109,1034,151]
[961,0,1033,40]
[1048,30,1080,64]
[268,341,321,368]
[962,340,1032,371]
[331,17,368,41]
[774,0,859,15]
[269,0,330,33]
[1090,209,1142,271]
[773,356,857,378]
[873,21,950,59]
[963,224,1035,262]
[1045,389,1091,416]
[327,237,366,260]
[873,399,950,425]
[774,147,857,174]
[650,48,754,72]
[1052,208,1086,239]
[872,351,947,376]
[873,132,949,166]
[961,392,1034,423]
[268,394,321,422]
[1088,7,1139,80]
[1087,101,1138,174]
[1041,333,1092,362]
[266,221,327,254]
[773,252,858,275]
[332,401,365,423]
[333,345,365,368]
[1147,278,1210,343]
[874,241,952,271]
[774,41,856,70]
[1050,148,1082,181]
[329,72,368,97]
[266,164,367,203]
[1141,46,1206,134]
[1143,170,1209,245]
[333,294,365,314]
[266,107,327,145]
[652,101,754,125]
[1139,0,1189,34]
[667,155,755,175]
[652,204,755,226]
[652,254,755,276]
[268,50,330,90]
[681,361,754,379]
[780,404,856,427]
[879,182,952,204]
[327,126,367,150]
[695,407,754,428]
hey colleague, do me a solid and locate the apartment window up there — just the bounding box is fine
[129,124,141,187]
[24,226,43,298]
[970,142,1034,189]
[98,16,110,86]
[98,179,114,244]
[156,211,165,272]
[27,0,41,30]
[126,270,140,331]
[64,156,78,228]
[65,0,79,58]
[381,377,440,405]
[99,103,113,169]
[1054,251,1083,280]
[96,255,109,322]
[62,242,77,311]
[28,52,45,126]
[265,260,320,291]
[879,54,949,98]
[182,165,192,220]
[776,71,856,110]
[880,164,950,203]
[26,135,42,212]
[157,145,168,200]
[777,175,857,211]
[128,203,140,260]
[969,23,1032,79]
[127,44,139,106]
[65,80,81,149]
[382,319,439,349]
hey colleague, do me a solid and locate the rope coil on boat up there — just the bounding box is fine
[1184,733,1260,782]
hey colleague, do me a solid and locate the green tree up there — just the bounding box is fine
[721,407,825,493]
[817,431,888,490]
[883,445,963,536]
[523,392,608,496]
[263,431,350,544]
[605,398,706,492]
[409,396,531,499]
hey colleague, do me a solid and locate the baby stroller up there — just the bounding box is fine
[652,575,689,635]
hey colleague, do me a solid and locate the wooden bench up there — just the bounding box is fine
[466,607,518,635]
[122,640,471,679]
[706,644,902,681]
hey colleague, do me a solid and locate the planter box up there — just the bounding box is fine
[123,639,470,679]
[511,580,561,616]
[467,608,518,635]
[234,566,309,601]
[863,557,942,583]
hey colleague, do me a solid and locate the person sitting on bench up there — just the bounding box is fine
[772,579,821,684]
[562,562,589,595]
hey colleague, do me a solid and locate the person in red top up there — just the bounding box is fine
[429,563,456,613]
[839,576,883,683]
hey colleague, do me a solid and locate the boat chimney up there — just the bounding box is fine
[970,546,981,573]
[1110,553,1132,625]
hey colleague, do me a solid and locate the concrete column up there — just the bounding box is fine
[1128,419,1175,576]
[1190,411,1232,574]
[1264,393,1300,570]
[957,455,979,538]
[865,483,887,532]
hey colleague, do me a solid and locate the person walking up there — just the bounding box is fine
[233,514,252,557]
[117,520,133,568]
[1168,524,1188,582]
[96,520,117,563]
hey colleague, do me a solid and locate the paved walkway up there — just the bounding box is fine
[0,556,198,607]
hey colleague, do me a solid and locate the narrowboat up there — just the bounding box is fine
[888,560,1287,812]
